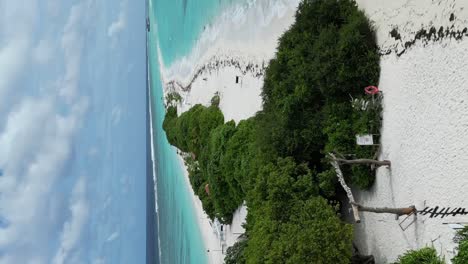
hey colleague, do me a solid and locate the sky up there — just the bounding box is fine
[0,0,146,263]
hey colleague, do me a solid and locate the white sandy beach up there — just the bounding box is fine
[162,0,468,263]
[161,0,301,123]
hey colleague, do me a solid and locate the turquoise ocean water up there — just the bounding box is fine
[150,0,235,65]
[148,0,277,262]
[147,1,232,263]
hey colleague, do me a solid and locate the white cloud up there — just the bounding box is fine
[52,177,89,264]
[59,4,85,102]
[107,0,127,38]
[111,105,122,125]
[106,231,120,242]
[0,37,30,103]
[0,1,90,263]
[0,97,87,264]
[0,0,37,106]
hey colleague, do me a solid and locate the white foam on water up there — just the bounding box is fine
[161,0,300,85]
[148,79,163,262]
[147,7,162,257]
[148,71,158,214]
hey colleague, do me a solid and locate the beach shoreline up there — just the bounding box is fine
[158,1,301,262]
[175,152,248,264]
[159,1,300,123]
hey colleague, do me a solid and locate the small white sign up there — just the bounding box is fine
[356,134,374,145]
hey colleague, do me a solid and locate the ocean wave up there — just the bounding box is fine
[147,10,162,255]
[160,0,300,84]
[148,72,163,262]
[148,76,158,214]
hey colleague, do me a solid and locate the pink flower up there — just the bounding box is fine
[364,86,379,95]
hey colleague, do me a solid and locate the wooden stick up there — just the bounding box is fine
[329,153,361,223]
[351,202,416,216]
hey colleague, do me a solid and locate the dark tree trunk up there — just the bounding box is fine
[336,158,391,167]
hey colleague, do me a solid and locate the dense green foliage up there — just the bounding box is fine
[164,104,224,155]
[211,92,221,107]
[453,226,468,264]
[454,226,468,244]
[164,104,244,221]
[163,0,382,262]
[393,247,445,264]
[245,159,352,263]
[453,240,468,264]
[225,238,248,264]
[165,91,182,107]
[258,0,381,194]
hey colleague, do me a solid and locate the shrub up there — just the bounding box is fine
[211,92,221,107]
[165,92,182,107]
[225,238,247,264]
[454,226,468,244]
[453,240,468,264]
[163,104,224,155]
[258,0,381,193]
[245,194,353,264]
[205,121,241,222]
[453,226,468,264]
[394,247,445,264]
